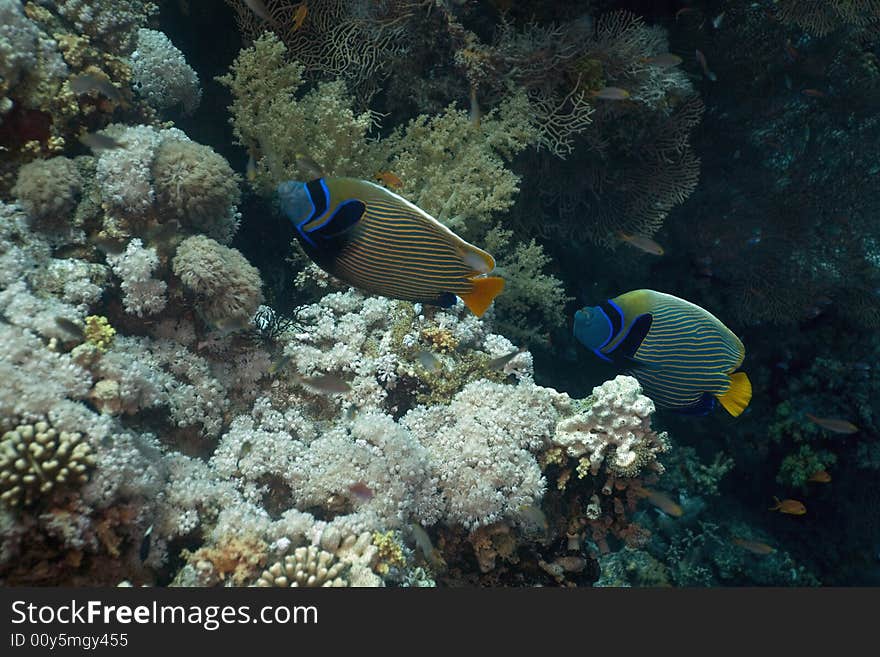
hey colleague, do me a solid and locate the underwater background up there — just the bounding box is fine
[0,0,878,587]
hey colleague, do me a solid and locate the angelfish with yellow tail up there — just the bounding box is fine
[278,177,504,316]
[573,290,752,416]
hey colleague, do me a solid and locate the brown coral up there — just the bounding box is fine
[172,235,264,331]
[12,156,83,224]
[0,419,96,508]
[151,139,241,243]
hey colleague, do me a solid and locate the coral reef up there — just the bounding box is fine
[1,0,875,590]
[554,376,670,479]
[0,419,96,507]
[172,235,264,329]
[130,28,201,115]
[255,546,350,587]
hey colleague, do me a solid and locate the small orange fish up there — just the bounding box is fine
[732,537,776,555]
[348,481,374,502]
[675,7,700,21]
[808,470,832,484]
[695,49,717,81]
[291,3,308,32]
[591,87,630,101]
[801,88,826,98]
[619,232,664,255]
[374,171,403,189]
[806,414,858,434]
[638,488,683,517]
[769,497,806,515]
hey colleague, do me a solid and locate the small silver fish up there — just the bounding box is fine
[417,350,441,371]
[69,73,124,104]
[619,232,665,255]
[243,0,271,22]
[469,83,481,127]
[246,151,257,182]
[293,372,351,395]
[268,354,292,376]
[92,235,126,256]
[409,523,444,570]
[140,524,153,561]
[79,131,125,151]
[518,504,549,534]
[487,347,523,372]
[55,317,84,339]
[712,12,725,29]
[805,414,858,434]
[644,53,683,68]
[592,86,630,100]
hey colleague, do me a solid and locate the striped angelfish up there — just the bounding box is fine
[573,289,752,416]
[278,177,504,316]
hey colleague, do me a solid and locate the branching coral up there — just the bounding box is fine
[106,238,167,317]
[553,376,669,479]
[776,0,880,36]
[255,545,349,587]
[52,0,157,53]
[533,93,703,245]
[482,226,571,345]
[0,419,96,508]
[217,33,378,193]
[226,0,427,102]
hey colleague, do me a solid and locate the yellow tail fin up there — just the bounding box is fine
[460,276,504,317]
[716,371,752,417]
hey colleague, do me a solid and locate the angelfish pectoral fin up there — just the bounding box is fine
[716,371,752,417]
[459,276,504,317]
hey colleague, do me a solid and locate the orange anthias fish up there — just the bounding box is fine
[638,488,683,517]
[291,3,308,32]
[808,470,832,484]
[769,497,806,515]
[374,171,403,189]
[806,413,859,434]
[732,537,776,555]
[801,89,826,98]
[619,232,665,255]
[695,49,717,82]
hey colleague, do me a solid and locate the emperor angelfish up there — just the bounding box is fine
[278,177,505,316]
[573,289,752,417]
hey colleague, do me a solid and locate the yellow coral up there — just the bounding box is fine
[371,531,406,576]
[420,326,458,354]
[84,315,115,351]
